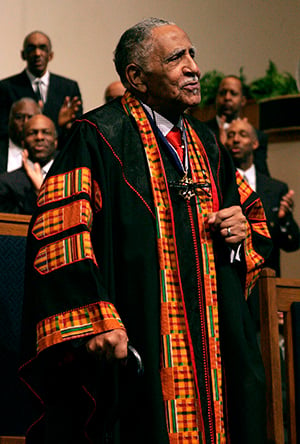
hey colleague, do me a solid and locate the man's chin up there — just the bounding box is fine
[185,94,201,108]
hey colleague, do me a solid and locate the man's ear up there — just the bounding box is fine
[125,64,147,94]
[21,50,26,61]
[241,95,247,108]
[252,137,259,151]
[48,51,54,62]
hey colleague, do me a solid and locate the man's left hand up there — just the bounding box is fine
[207,205,247,244]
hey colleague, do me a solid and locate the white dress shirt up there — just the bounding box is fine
[237,164,256,191]
[7,139,23,172]
[26,158,54,179]
[216,115,230,131]
[142,103,183,136]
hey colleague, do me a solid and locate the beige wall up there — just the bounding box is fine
[1,0,300,112]
[1,0,300,276]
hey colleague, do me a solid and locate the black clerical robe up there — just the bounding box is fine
[20,93,271,444]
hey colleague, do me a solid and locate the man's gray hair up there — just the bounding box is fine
[114,17,174,85]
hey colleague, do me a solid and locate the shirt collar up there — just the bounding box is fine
[216,115,230,130]
[142,102,183,136]
[8,137,22,151]
[237,164,256,191]
[26,158,54,178]
[26,69,50,87]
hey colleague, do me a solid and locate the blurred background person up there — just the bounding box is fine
[0,97,41,174]
[104,80,126,102]
[205,75,270,176]
[0,31,82,141]
[0,114,58,214]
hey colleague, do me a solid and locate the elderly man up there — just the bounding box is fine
[0,97,41,173]
[205,75,270,176]
[0,114,57,214]
[20,18,271,444]
[0,31,82,139]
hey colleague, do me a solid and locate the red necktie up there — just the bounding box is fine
[166,127,184,162]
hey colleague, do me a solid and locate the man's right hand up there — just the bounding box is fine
[85,328,128,361]
[22,149,44,194]
[58,96,81,129]
[278,189,295,218]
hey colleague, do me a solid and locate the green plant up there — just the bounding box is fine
[249,60,298,101]
[199,70,224,107]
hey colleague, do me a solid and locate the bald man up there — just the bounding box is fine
[0,31,82,139]
[226,118,300,277]
[104,80,126,102]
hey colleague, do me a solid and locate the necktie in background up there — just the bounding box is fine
[166,127,184,162]
[34,79,43,104]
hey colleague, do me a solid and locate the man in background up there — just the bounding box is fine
[226,118,300,330]
[0,31,82,139]
[226,117,299,276]
[205,75,269,176]
[0,97,41,174]
[0,114,57,214]
[104,80,126,103]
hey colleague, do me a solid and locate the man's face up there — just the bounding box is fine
[142,25,201,121]
[9,101,40,146]
[22,32,53,77]
[225,119,258,168]
[23,115,57,165]
[216,77,246,122]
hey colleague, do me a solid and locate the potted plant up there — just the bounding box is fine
[248,61,300,132]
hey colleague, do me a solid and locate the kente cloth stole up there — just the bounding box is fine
[122,91,226,444]
[235,171,270,298]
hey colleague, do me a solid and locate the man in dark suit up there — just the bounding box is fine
[0,31,82,140]
[226,117,300,276]
[0,114,58,214]
[205,75,270,176]
[0,97,41,174]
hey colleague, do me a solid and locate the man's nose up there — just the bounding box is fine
[184,56,200,78]
[33,47,42,56]
[35,130,44,139]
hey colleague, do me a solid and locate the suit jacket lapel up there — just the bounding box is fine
[17,71,36,99]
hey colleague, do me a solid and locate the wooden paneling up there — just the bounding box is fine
[0,213,30,237]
